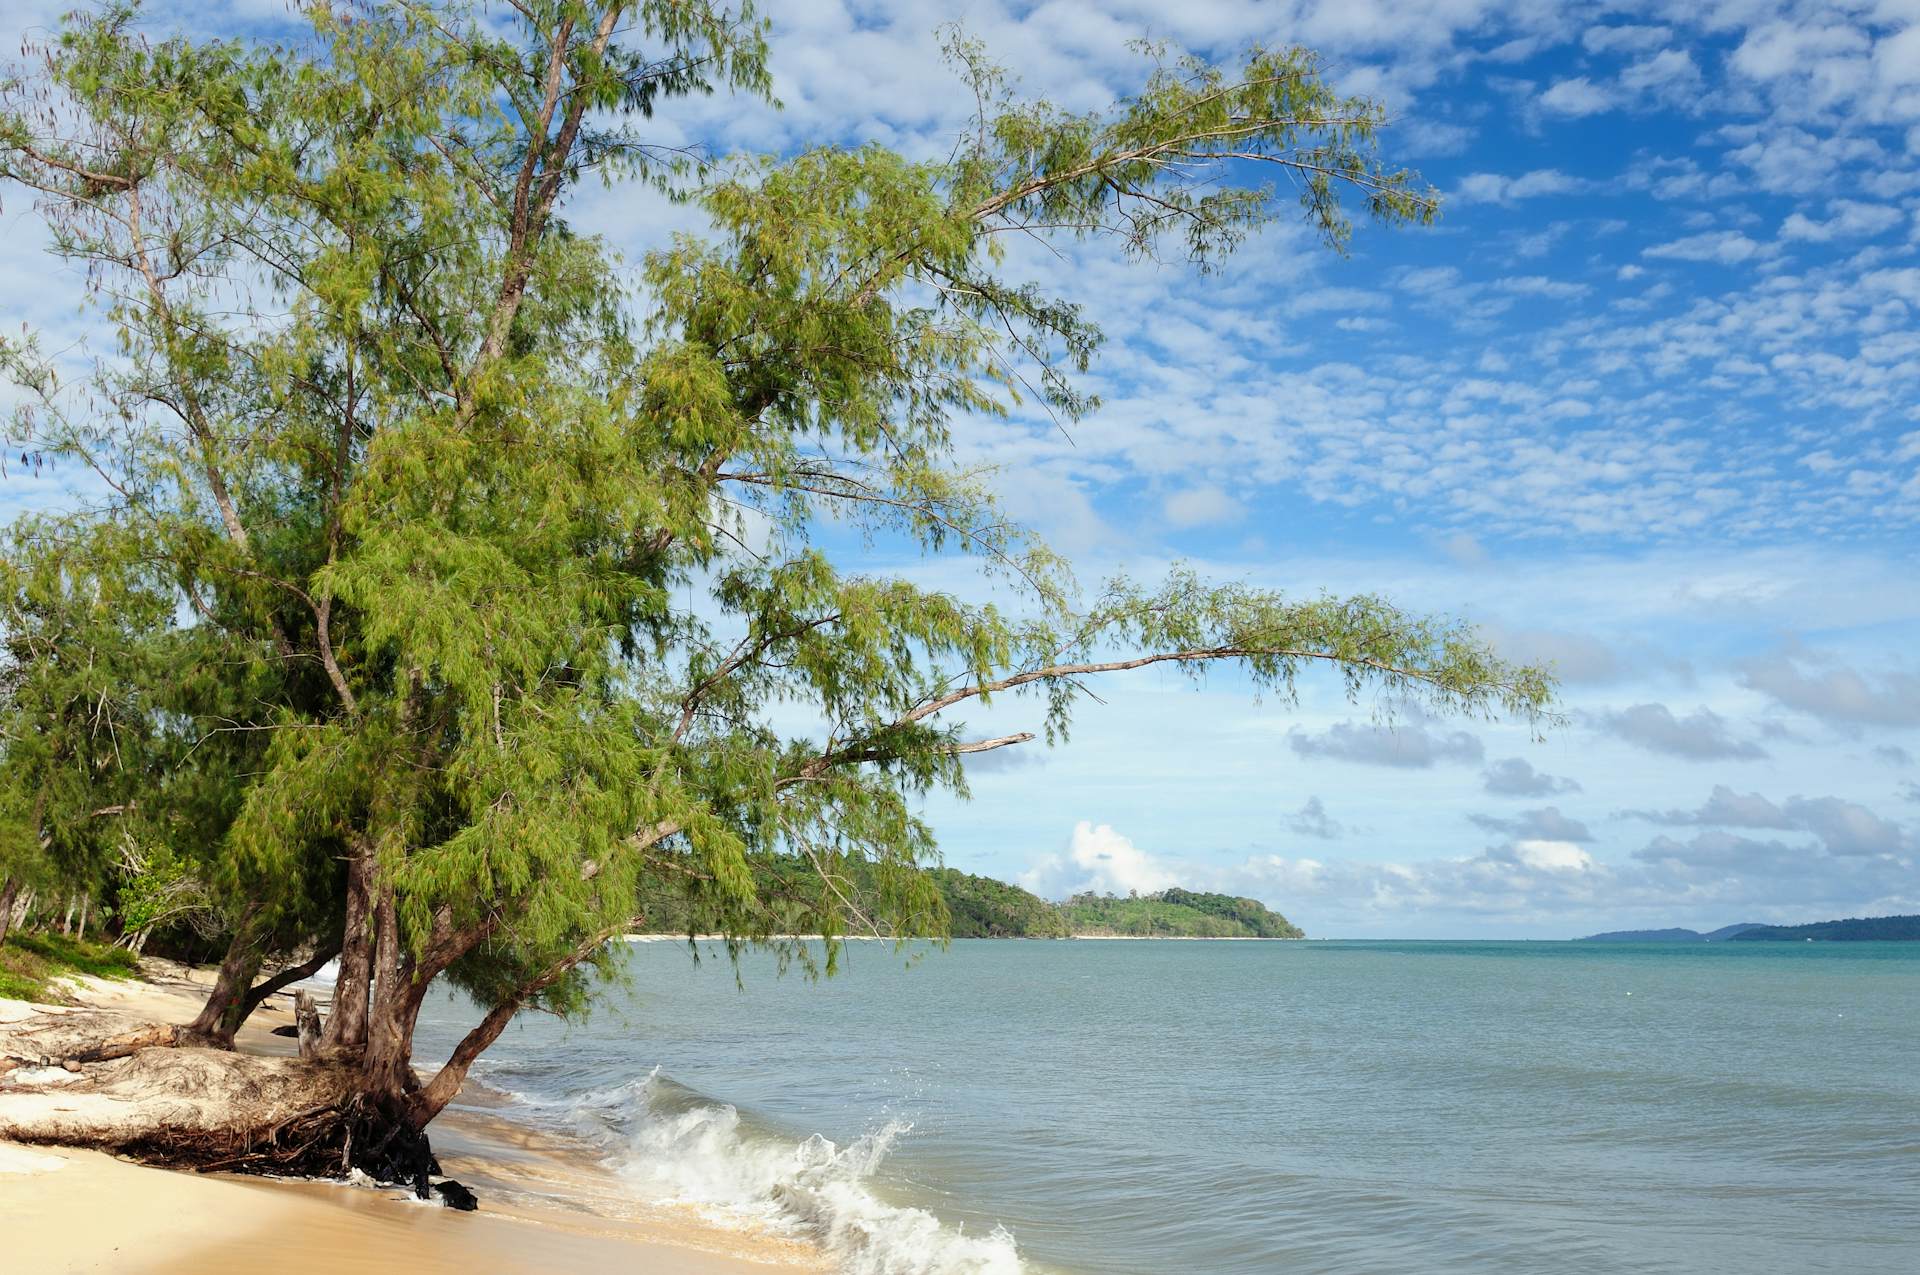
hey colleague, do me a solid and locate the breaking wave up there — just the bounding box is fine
[546,1069,1025,1275]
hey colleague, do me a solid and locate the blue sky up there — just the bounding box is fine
[4,1,1918,936]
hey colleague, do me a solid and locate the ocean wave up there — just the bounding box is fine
[562,1069,1025,1275]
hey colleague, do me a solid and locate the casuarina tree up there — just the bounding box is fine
[0,0,1553,1185]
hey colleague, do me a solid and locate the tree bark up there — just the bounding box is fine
[186,908,266,1045]
[321,849,374,1053]
[0,875,20,948]
[410,927,615,1126]
[241,940,342,1024]
[360,882,420,1107]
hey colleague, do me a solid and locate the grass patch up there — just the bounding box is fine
[0,944,55,1001]
[10,930,140,978]
[0,930,140,1002]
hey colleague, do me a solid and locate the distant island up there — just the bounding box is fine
[1579,915,1920,942]
[1578,924,1765,942]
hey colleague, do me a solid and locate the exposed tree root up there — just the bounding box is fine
[0,1007,468,1205]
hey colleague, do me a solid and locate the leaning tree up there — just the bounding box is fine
[0,0,1552,1184]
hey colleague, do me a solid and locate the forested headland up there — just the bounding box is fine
[1729,915,1920,941]
[638,865,1302,939]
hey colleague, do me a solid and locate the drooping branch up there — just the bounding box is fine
[241,940,343,1023]
[410,924,621,1124]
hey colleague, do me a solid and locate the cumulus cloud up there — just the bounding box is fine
[1482,758,1583,797]
[1781,200,1907,242]
[1619,49,1702,102]
[1623,787,1913,856]
[1643,231,1776,264]
[1739,650,1920,728]
[1627,785,1793,828]
[1582,25,1672,55]
[1598,704,1768,761]
[1019,821,1177,900]
[1784,796,1913,856]
[1288,719,1484,768]
[1161,484,1243,528]
[1539,77,1614,116]
[1453,168,1585,204]
[1469,806,1595,842]
[1287,796,1345,840]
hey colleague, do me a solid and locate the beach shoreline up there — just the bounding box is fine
[0,962,825,1274]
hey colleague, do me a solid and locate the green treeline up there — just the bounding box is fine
[1729,915,1920,941]
[1060,888,1305,938]
[636,860,1301,939]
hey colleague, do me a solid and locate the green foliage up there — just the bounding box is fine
[1,929,140,1001]
[1061,889,1304,938]
[931,868,1071,938]
[0,0,1550,1070]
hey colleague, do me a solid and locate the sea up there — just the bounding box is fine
[409,938,1920,1275]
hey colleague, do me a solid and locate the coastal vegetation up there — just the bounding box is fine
[0,931,138,1002]
[0,0,1551,1195]
[1061,889,1303,938]
[1577,924,1763,942]
[642,865,1301,938]
[1729,915,1920,941]
[1578,918,1920,942]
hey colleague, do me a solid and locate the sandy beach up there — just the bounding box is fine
[0,964,826,1274]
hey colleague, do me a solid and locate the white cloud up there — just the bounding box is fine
[1780,200,1907,242]
[1512,839,1595,872]
[1582,25,1673,56]
[1539,77,1614,116]
[1019,821,1178,900]
[1643,231,1775,264]
[1162,484,1243,528]
[1620,49,1702,102]
[1454,168,1585,204]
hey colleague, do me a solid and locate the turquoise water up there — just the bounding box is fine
[414,940,1920,1273]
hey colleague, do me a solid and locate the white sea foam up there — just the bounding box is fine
[565,1070,1024,1275]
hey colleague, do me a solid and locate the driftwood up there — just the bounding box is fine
[292,990,323,1059]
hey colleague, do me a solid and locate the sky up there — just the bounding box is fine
[3,1,1918,937]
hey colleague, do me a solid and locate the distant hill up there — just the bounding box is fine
[1577,924,1764,942]
[1729,915,1920,942]
[640,861,1302,940]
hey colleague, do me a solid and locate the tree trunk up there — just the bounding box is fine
[321,848,374,1053]
[410,927,616,1126]
[360,883,428,1112]
[240,941,341,1026]
[0,875,20,948]
[186,910,266,1046]
[75,896,88,943]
